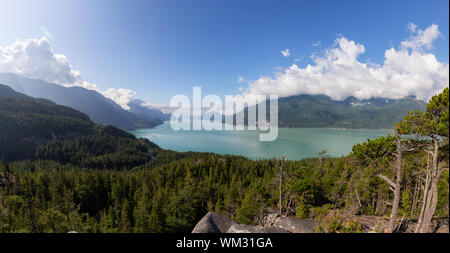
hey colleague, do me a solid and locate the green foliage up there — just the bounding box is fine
[35,126,161,170]
[400,189,412,217]
[352,135,396,167]
[235,190,262,225]
[308,204,332,218]
[295,200,309,219]
[314,212,364,233]
[436,170,450,217]
[398,87,449,138]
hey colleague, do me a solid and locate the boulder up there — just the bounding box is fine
[273,217,317,233]
[192,212,317,233]
[192,212,237,233]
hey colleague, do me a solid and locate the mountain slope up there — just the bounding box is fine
[0,84,160,166]
[0,73,163,130]
[128,99,170,125]
[232,94,426,129]
[0,83,96,160]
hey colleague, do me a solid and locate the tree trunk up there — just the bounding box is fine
[415,153,431,233]
[278,156,284,216]
[415,173,430,232]
[418,138,440,233]
[387,136,402,233]
[416,138,440,233]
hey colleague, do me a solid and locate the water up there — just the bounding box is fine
[131,122,391,160]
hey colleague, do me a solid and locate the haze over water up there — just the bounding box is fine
[132,122,391,160]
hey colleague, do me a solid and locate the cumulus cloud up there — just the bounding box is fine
[244,24,449,102]
[238,76,244,83]
[401,24,442,51]
[0,37,136,109]
[102,88,136,110]
[281,49,290,57]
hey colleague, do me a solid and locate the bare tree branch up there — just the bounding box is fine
[377,173,396,188]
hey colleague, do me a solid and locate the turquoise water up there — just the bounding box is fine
[131,122,391,160]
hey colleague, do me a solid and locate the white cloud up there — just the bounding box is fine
[407,22,417,33]
[102,88,136,110]
[401,23,442,51]
[238,76,244,83]
[281,49,290,57]
[0,37,137,110]
[243,24,449,102]
[0,37,95,87]
[312,41,321,47]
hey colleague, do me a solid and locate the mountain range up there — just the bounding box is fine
[277,94,426,128]
[0,73,169,130]
[230,94,426,129]
[1,72,427,131]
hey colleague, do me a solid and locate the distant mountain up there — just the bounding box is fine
[0,83,31,100]
[128,99,171,125]
[0,73,165,130]
[231,94,426,129]
[0,83,160,166]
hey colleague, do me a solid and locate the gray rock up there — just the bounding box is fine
[192,212,238,233]
[262,213,317,233]
[193,212,316,233]
[226,224,289,233]
[273,217,317,233]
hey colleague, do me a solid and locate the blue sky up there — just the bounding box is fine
[0,0,449,106]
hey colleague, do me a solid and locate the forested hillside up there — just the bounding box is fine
[1,146,448,233]
[0,84,160,164]
[0,84,96,160]
[0,87,448,233]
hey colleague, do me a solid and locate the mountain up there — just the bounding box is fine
[128,99,171,124]
[0,73,165,130]
[0,83,31,100]
[232,94,426,129]
[0,83,161,166]
[0,83,96,160]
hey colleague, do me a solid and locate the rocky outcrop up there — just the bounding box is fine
[192,212,238,233]
[192,212,317,233]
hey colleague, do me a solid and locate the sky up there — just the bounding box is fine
[0,0,449,109]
